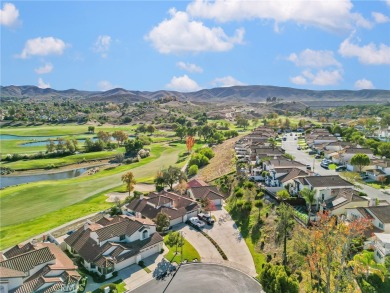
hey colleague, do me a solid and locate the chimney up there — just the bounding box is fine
[31,239,38,247]
[140,193,144,200]
[84,222,89,230]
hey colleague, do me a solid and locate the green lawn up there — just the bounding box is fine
[164,235,201,264]
[1,149,123,170]
[328,163,337,170]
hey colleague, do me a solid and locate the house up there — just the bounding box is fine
[346,204,390,233]
[65,215,163,278]
[187,179,208,188]
[263,159,306,171]
[293,175,354,206]
[0,241,81,293]
[125,191,199,227]
[250,147,285,163]
[265,168,309,188]
[365,168,387,181]
[343,148,374,170]
[373,233,390,264]
[188,185,225,206]
[324,141,355,152]
[322,188,369,216]
[372,159,390,176]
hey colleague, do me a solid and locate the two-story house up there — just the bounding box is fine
[0,242,80,293]
[292,175,354,207]
[346,204,390,233]
[373,233,390,264]
[64,215,163,278]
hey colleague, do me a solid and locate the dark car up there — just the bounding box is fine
[308,150,317,155]
[198,213,215,225]
[315,154,321,159]
[335,166,347,172]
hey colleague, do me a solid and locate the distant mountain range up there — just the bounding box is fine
[1,85,389,103]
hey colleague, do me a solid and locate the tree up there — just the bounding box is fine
[268,137,276,149]
[175,125,187,141]
[88,126,95,133]
[377,175,387,187]
[115,153,124,163]
[378,142,390,158]
[121,171,136,198]
[156,212,170,232]
[146,124,155,135]
[236,117,250,129]
[200,197,217,215]
[254,199,263,220]
[46,139,56,153]
[186,136,195,153]
[349,250,387,281]
[188,165,198,176]
[112,130,128,145]
[259,263,299,293]
[161,166,187,190]
[276,189,290,200]
[350,153,371,173]
[275,203,295,266]
[124,138,144,156]
[97,131,111,143]
[174,179,188,195]
[302,212,372,293]
[300,188,316,221]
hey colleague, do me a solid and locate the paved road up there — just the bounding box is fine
[131,263,264,293]
[282,133,390,201]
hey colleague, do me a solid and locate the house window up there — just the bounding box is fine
[378,222,384,229]
[119,234,125,241]
[376,251,383,259]
[91,263,95,269]
[142,230,148,239]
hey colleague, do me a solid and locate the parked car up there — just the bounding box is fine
[189,217,205,228]
[315,154,321,159]
[335,166,347,172]
[308,150,317,155]
[306,164,312,170]
[198,213,215,225]
[297,146,301,150]
[320,163,329,169]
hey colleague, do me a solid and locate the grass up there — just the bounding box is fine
[164,235,201,264]
[0,144,187,249]
[0,190,112,250]
[1,149,123,170]
[0,143,185,227]
[328,163,337,170]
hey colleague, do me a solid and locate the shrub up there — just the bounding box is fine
[188,165,198,176]
[197,147,215,159]
[189,153,209,168]
[234,188,244,198]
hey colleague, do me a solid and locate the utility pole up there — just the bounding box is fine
[312,156,315,174]
[180,231,184,264]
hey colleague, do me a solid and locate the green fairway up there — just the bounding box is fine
[1,149,124,170]
[0,143,186,227]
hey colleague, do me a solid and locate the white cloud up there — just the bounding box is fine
[372,12,389,24]
[290,75,307,85]
[187,0,369,32]
[98,80,117,91]
[211,76,246,87]
[354,79,375,90]
[145,8,244,54]
[291,69,342,86]
[37,78,50,89]
[93,35,112,58]
[166,75,201,92]
[18,37,67,59]
[34,63,53,74]
[177,61,203,73]
[0,3,20,27]
[339,37,390,65]
[287,49,341,68]
[387,0,390,7]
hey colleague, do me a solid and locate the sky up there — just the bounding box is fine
[1,0,390,92]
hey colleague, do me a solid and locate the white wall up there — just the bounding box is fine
[3,277,23,291]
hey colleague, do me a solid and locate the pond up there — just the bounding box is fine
[0,134,63,140]
[21,138,98,147]
[1,166,101,189]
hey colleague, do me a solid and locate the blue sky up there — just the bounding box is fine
[1,0,389,92]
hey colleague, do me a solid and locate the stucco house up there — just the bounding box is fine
[373,233,390,264]
[65,215,163,278]
[188,185,225,206]
[322,188,369,216]
[346,204,390,233]
[125,191,199,227]
[0,242,80,293]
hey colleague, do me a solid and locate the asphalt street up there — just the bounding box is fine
[282,133,390,201]
[131,263,263,293]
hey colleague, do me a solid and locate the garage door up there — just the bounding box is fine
[187,210,198,219]
[170,217,183,227]
[141,244,159,259]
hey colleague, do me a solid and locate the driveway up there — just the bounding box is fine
[282,133,390,201]
[204,208,257,277]
[173,223,223,263]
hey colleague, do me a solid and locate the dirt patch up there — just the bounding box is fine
[198,136,242,182]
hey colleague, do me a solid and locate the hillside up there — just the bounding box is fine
[1,85,389,103]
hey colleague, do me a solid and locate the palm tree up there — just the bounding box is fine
[275,203,295,266]
[268,137,276,149]
[121,171,136,198]
[349,250,387,281]
[300,188,316,223]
